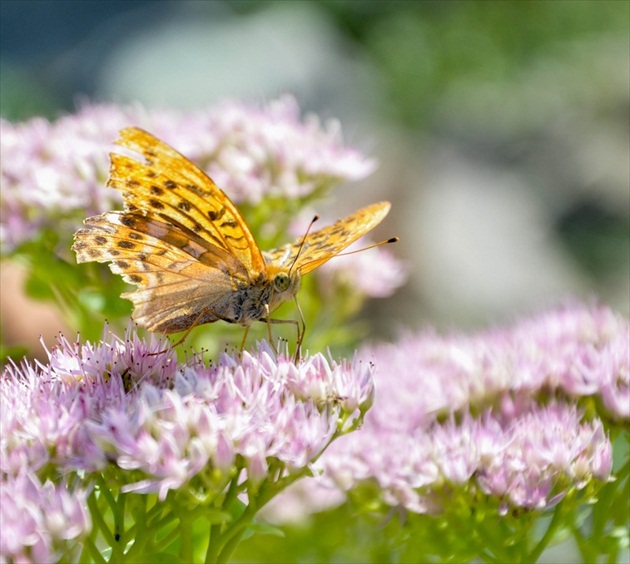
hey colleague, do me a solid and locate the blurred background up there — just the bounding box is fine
[1,0,629,351]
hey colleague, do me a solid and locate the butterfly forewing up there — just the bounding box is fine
[110,127,266,275]
[264,201,391,274]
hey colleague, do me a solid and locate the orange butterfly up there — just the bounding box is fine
[72,127,394,353]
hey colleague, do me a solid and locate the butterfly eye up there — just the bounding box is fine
[274,272,291,292]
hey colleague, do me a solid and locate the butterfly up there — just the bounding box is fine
[72,127,394,354]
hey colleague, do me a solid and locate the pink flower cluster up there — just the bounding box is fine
[178,98,376,203]
[308,304,625,515]
[0,97,376,253]
[0,327,374,562]
[0,472,90,563]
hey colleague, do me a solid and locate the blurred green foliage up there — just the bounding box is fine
[230,0,629,130]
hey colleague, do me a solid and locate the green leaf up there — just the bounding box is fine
[142,552,182,563]
[243,520,285,540]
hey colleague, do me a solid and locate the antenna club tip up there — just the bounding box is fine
[388,237,399,243]
[313,215,319,222]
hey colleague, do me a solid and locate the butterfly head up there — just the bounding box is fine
[273,271,291,292]
[266,265,301,310]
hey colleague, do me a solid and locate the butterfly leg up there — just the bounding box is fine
[148,308,219,355]
[259,315,302,362]
[263,305,277,354]
[293,296,306,361]
[239,325,251,353]
[165,307,252,356]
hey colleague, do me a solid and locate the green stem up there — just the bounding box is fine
[143,495,167,528]
[207,475,276,563]
[215,499,260,564]
[81,535,107,564]
[151,522,183,554]
[95,474,117,515]
[572,522,592,562]
[529,501,566,562]
[205,522,222,564]
[179,511,193,563]
[148,506,180,533]
[221,468,242,509]
[113,490,126,546]
[118,495,149,558]
[87,490,117,550]
[211,469,307,564]
[467,510,508,562]
[204,470,246,562]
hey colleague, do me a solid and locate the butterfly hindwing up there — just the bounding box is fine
[73,212,240,332]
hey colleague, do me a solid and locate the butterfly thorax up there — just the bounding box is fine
[221,266,299,327]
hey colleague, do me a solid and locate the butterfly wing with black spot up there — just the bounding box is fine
[264,201,391,274]
[73,211,251,333]
[72,127,268,333]
[109,127,266,276]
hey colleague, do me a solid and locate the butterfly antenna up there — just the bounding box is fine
[294,237,398,275]
[288,215,319,275]
[334,237,399,258]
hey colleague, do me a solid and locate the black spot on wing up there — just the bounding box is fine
[208,208,226,221]
[187,183,208,197]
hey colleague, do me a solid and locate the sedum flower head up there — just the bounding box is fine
[181,96,376,204]
[295,304,625,516]
[1,326,374,562]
